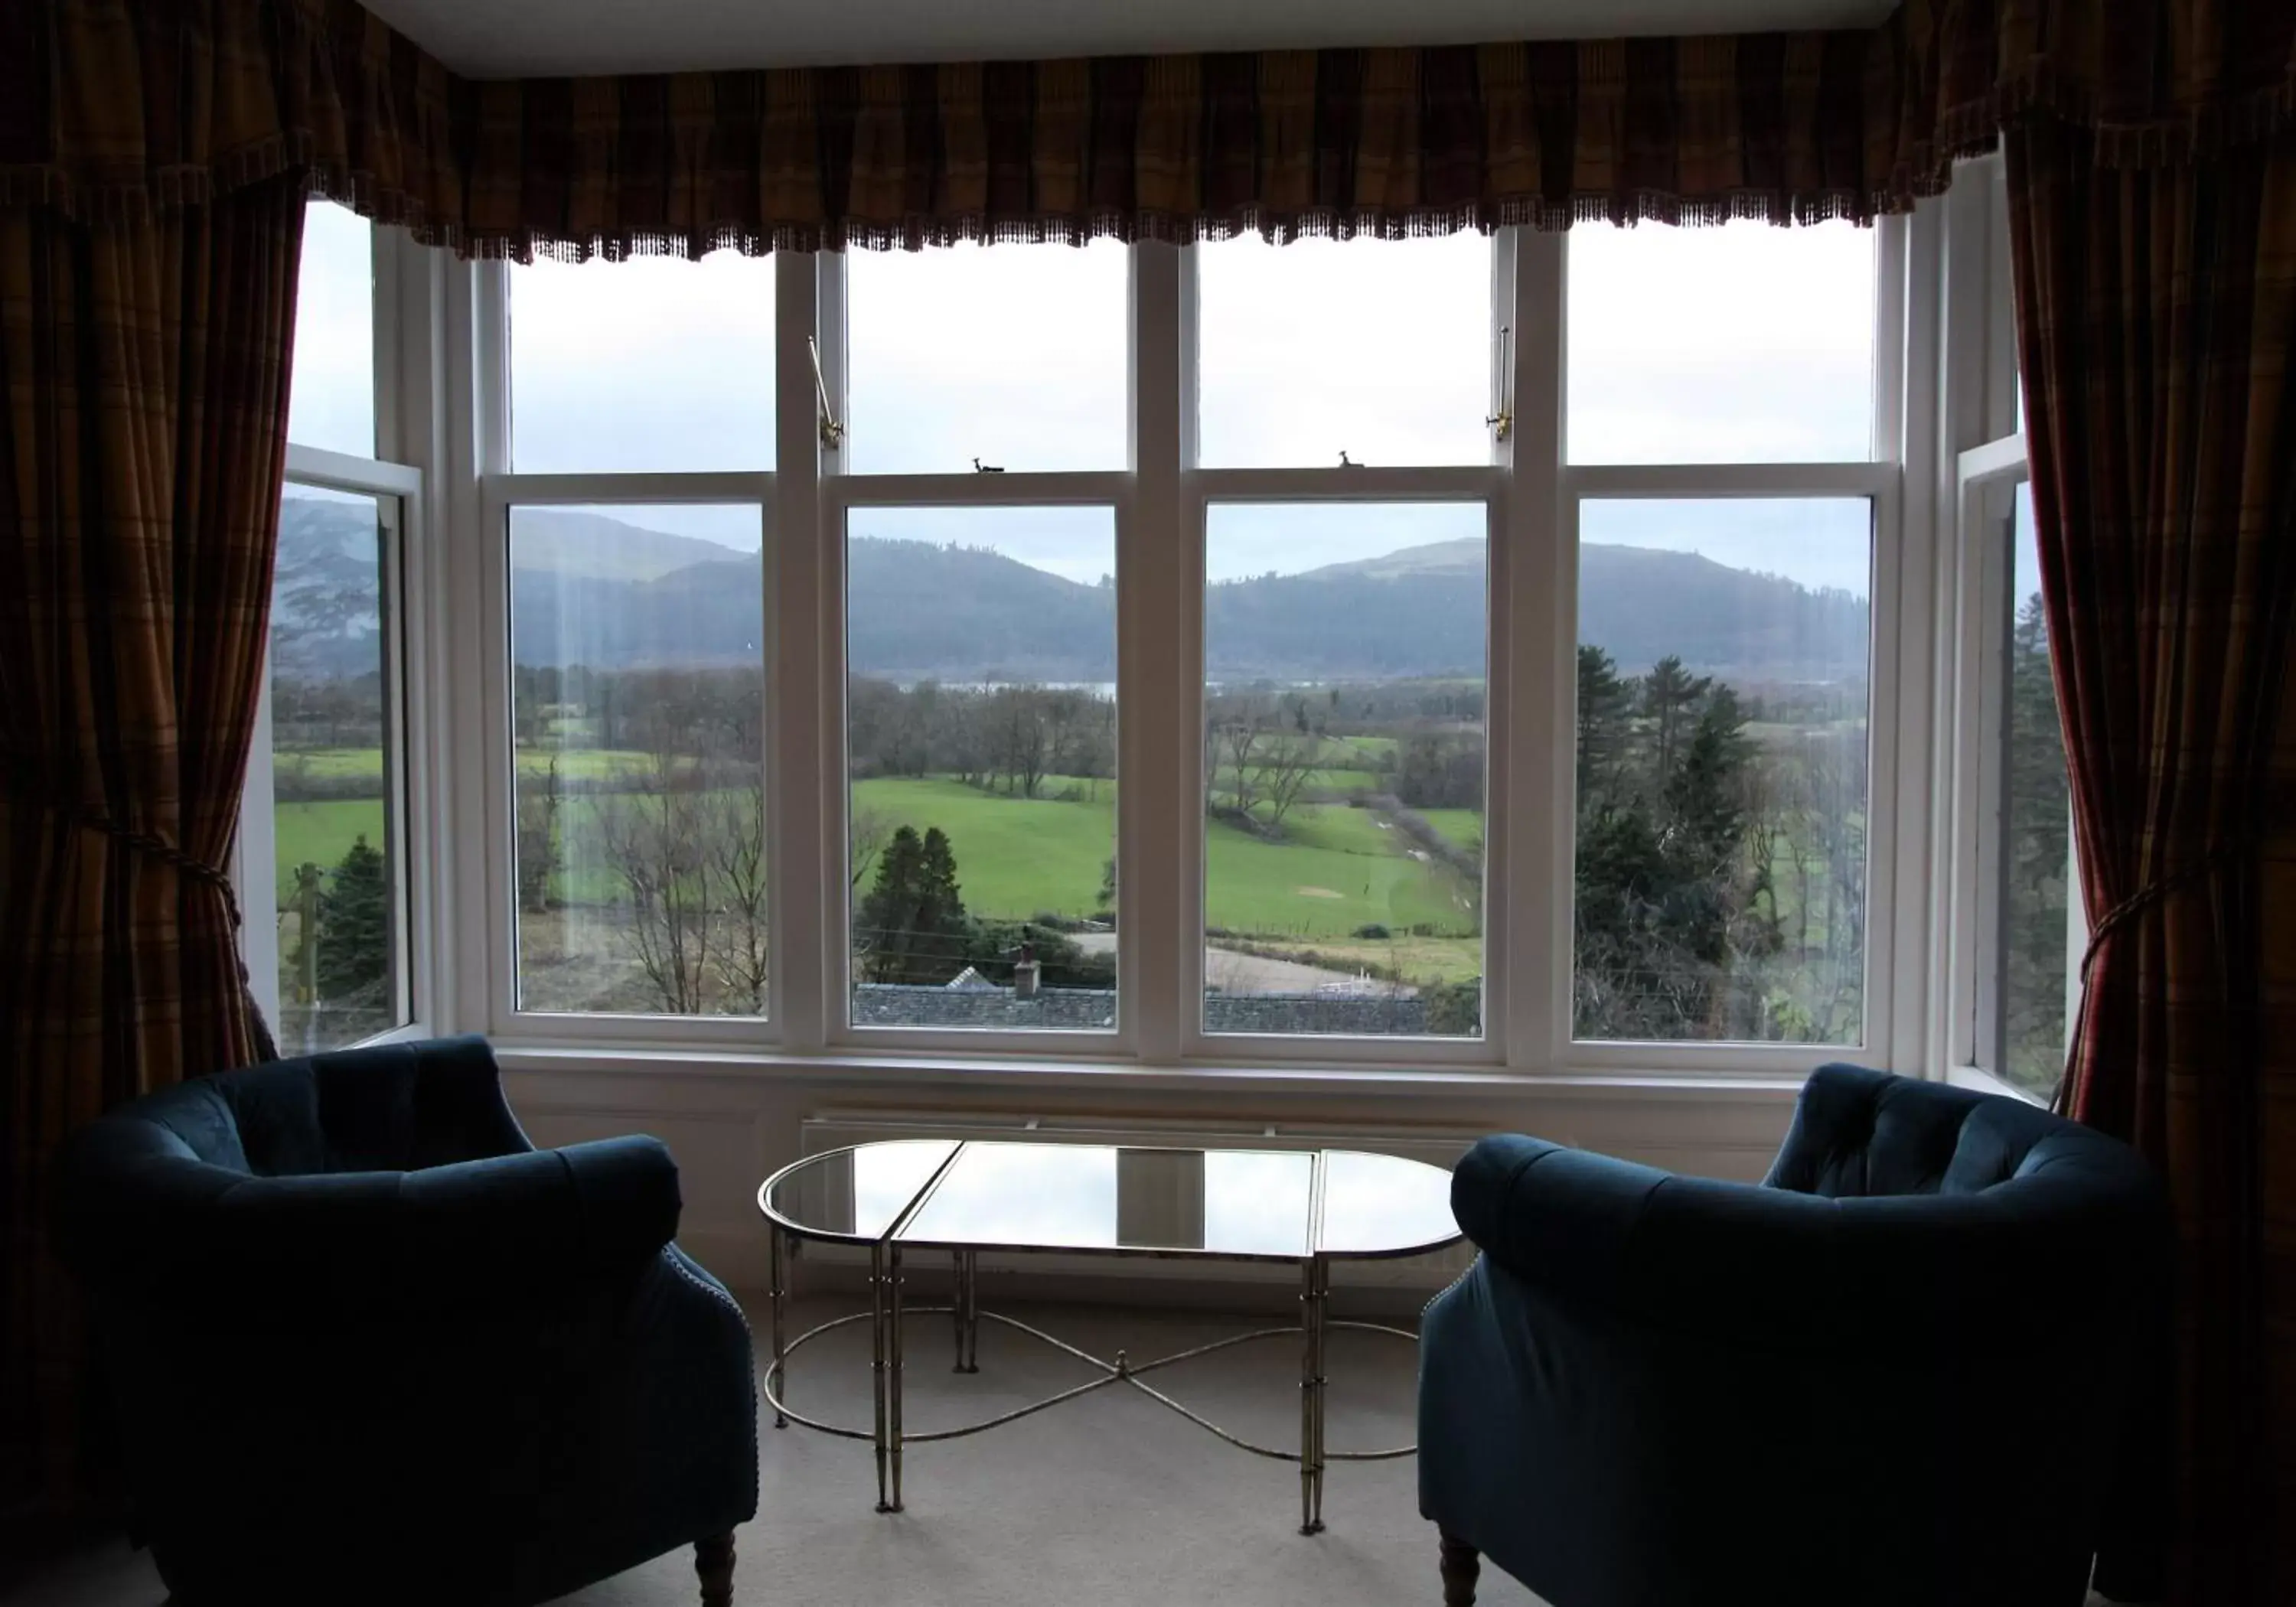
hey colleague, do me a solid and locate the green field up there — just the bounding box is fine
[273,750,1484,964]
[853,777,1116,916]
[1418,809,1484,852]
[276,800,386,888]
[280,745,651,782]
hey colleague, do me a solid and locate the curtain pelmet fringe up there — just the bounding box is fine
[8,8,2292,251]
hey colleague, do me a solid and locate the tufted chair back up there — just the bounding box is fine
[1763,1061,2119,1198]
[1423,1062,2170,1607]
[126,1035,527,1178]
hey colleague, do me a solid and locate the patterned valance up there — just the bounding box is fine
[3,0,2293,256]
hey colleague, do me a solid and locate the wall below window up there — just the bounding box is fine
[501,1053,1802,1296]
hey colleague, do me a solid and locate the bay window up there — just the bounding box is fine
[302,160,2086,1086]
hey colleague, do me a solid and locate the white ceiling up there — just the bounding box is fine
[366,0,1891,79]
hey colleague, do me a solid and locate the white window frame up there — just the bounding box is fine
[1944,437,2085,1103]
[1546,217,1911,1077]
[408,193,2001,1085]
[240,201,432,1052]
[1931,151,2081,1105]
[474,468,778,1045]
[820,468,1132,1058]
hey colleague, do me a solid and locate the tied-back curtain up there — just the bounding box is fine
[2004,119,2296,1604]
[0,174,302,1530]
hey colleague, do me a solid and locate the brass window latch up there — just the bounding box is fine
[1486,323,1515,442]
[808,336,845,451]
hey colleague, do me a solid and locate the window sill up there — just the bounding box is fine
[490,1040,1812,1103]
[1944,1062,2052,1107]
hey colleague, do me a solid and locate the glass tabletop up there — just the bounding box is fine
[758,1139,1462,1260]
[898,1142,1318,1259]
[758,1139,959,1243]
[1316,1149,1463,1257]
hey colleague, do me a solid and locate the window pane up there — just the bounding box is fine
[847,241,1127,474]
[1572,499,1871,1043]
[270,482,403,1050]
[509,253,775,471]
[287,201,375,456]
[1198,234,1492,468]
[1202,503,1487,1038]
[845,507,1118,1031]
[1567,222,1875,464]
[1998,482,2073,1094]
[509,504,768,1015]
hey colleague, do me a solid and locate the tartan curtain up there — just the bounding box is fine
[5,0,2296,1587]
[0,174,302,1537]
[2004,118,2296,1605]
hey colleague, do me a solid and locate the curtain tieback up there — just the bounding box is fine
[20,770,247,931]
[2078,839,2252,985]
[26,771,279,1061]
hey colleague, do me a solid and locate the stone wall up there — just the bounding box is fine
[850,983,1428,1035]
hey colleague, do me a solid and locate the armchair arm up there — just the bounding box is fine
[1449,1133,2073,1348]
[71,1133,682,1315]
[1450,1133,1822,1325]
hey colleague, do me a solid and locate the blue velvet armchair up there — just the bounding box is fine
[1420,1064,2168,1607]
[63,1035,758,1607]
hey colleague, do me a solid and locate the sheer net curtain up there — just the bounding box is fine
[0,174,304,1535]
[2004,119,2296,1605]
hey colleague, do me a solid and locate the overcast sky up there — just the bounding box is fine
[288,201,1876,595]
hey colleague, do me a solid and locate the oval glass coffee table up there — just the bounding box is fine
[755,1138,1462,1534]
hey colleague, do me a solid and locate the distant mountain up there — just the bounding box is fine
[510,510,748,581]
[271,505,1869,686]
[1303,536,1485,580]
[271,494,383,680]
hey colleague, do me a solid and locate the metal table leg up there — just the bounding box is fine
[870,1244,892,1512]
[888,1244,907,1511]
[1299,1254,1329,1535]
[958,1249,980,1373]
[768,1227,788,1428]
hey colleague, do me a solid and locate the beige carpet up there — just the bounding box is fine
[5,1298,1542,1607]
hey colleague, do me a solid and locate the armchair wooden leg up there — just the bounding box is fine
[696,1531,735,1606]
[1437,1530,1479,1605]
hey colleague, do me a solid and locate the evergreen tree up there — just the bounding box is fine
[917,827,968,960]
[855,826,970,984]
[856,826,927,983]
[1642,655,1714,781]
[1576,645,1636,806]
[316,835,390,1006]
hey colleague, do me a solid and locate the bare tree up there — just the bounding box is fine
[597,747,716,1013]
[850,807,895,894]
[708,777,769,1015]
[1252,730,1321,832]
[987,686,1052,797]
[1217,714,1264,818]
[515,754,563,915]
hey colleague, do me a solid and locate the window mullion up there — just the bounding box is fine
[774,251,830,1052]
[1502,229,1567,1073]
[1127,242,1187,1062]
